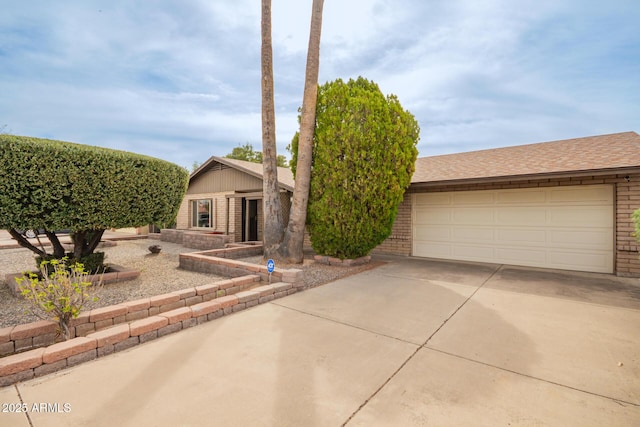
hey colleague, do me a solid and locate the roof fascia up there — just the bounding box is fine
[410,167,640,188]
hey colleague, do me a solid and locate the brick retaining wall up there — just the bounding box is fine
[160,229,232,250]
[1,242,308,387]
[179,248,303,286]
[160,229,183,244]
[0,275,259,360]
[0,276,306,387]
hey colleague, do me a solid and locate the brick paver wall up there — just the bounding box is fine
[161,230,231,250]
[0,243,305,386]
[0,277,305,387]
[0,275,261,360]
[372,193,412,256]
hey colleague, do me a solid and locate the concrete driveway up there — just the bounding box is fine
[1,257,639,426]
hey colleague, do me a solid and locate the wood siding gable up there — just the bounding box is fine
[187,166,264,195]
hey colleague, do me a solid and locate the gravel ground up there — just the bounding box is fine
[0,239,382,329]
[238,254,383,288]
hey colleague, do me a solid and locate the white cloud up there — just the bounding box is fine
[0,0,638,168]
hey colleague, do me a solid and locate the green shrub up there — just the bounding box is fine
[292,77,419,259]
[36,252,106,275]
[633,208,640,243]
[0,135,189,260]
[17,258,101,340]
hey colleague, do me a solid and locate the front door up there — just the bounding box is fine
[248,199,258,241]
[242,198,259,242]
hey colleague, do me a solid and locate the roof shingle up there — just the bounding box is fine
[412,131,640,184]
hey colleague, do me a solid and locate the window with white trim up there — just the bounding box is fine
[191,199,213,228]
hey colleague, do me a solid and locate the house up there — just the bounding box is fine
[179,132,639,277]
[175,156,294,242]
[376,131,640,276]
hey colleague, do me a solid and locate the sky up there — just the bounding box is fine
[1,0,638,170]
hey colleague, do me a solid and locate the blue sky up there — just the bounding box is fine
[1,0,638,169]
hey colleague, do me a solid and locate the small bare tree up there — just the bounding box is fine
[17,259,102,340]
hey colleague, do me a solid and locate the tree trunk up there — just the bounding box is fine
[261,0,284,259]
[44,230,66,258]
[85,230,105,256]
[72,231,85,259]
[71,229,105,259]
[8,229,47,257]
[279,0,324,263]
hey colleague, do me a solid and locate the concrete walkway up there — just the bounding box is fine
[1,257,639,426]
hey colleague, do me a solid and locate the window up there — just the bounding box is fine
[191,199,213,228]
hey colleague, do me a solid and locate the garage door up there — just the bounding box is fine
[412,185,614,273]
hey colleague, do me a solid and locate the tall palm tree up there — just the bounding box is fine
[279,0,324,263]
[261,0,283,258]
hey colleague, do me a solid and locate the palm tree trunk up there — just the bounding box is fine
[279,0,324,263]
[261,0,284,259]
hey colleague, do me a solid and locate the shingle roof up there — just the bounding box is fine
[192,156,295,192]
[412,131,640,184]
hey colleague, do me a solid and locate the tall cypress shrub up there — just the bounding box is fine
[292,77,419,259]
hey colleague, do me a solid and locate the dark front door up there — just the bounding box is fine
[242,198,259,242]
[248,199,258,241]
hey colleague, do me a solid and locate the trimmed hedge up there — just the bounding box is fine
[0,135,188,232]
[292,77,419,259]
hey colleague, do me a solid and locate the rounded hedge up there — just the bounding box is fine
[303,77,419,259]
[0,135,189,231]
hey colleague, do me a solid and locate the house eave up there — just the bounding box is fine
[409,166,640,189]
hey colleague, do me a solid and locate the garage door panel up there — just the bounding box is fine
[496,207,547,226]
[414,225,449,241]
[414,241,452,258]
[548,207,612,227]
[496,229,547,245]
[451,208,493,224]
[549,230,613,250]
[415,208,450,225]
[412,185,614,274]
[547,250,612,273]
[415,193,451,206]
[452,192,494,205]
[496,190,546,204]
[495,247,547,264]
[450,227,494,243]
[451,244,496,261]
[549,186,614,203]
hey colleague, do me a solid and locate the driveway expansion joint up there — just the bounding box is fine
[343,265,505,425]
[422,264,503,347]
[423,346,640,408]
[14,383,34,427]
[341,345,423,427]
[269,301,419,346]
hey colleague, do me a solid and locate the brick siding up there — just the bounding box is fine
[372,193,412,256]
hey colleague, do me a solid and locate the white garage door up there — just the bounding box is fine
[412,185,614,273]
